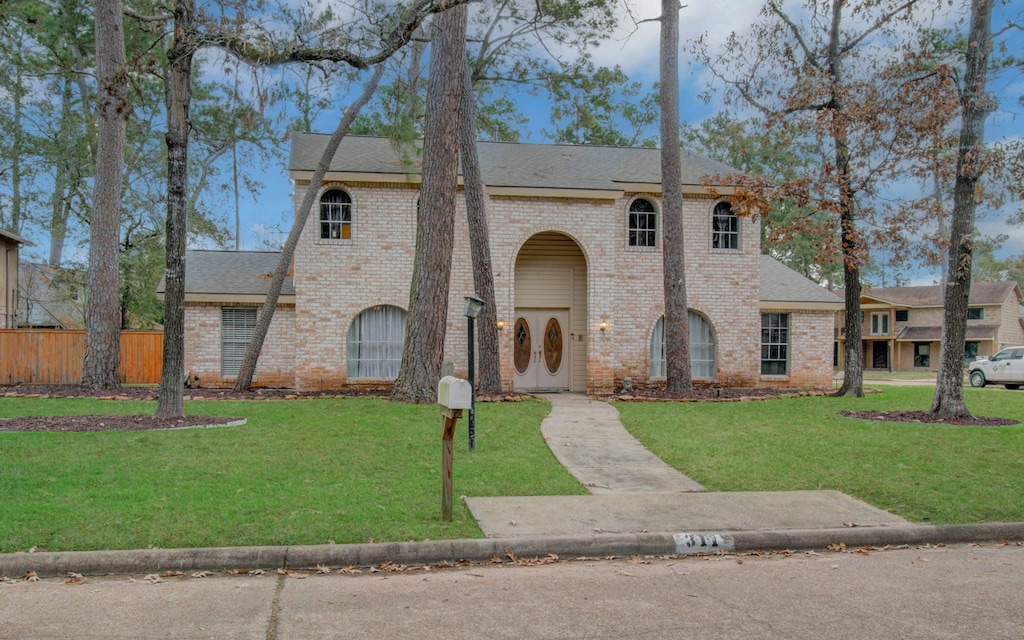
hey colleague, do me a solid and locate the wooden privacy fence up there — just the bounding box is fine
[0,330,164,385]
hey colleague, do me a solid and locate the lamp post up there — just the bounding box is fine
[463,295,485,452]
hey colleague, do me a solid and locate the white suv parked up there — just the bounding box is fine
[968,347,1024,389]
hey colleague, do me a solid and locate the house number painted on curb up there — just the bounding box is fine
[673,533,735,555]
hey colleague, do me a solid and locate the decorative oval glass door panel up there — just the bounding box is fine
[543,317,563,374]
[514,317,532,374]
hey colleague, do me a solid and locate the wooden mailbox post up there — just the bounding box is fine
[438,376,472,521]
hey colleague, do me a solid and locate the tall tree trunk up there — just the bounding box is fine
[156,0,195,417]
[459,57,501,393]
[82,0,127,389]
[10,51,25,232]
[391,6,467,403]
[931,0,994,418]
[660,0,691,393]
[233,65,385,391]
[827,0,864,399]
[49,78,76,267]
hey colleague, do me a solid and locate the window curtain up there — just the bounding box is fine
[650,312,716,379]
[347,306,407,378]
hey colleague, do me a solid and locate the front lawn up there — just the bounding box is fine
[0,397,585,553]
[615,386,1024,524]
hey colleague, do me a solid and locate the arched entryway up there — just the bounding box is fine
[513,231,588,391]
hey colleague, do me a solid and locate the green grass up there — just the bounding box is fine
[5,387,1022,553]
[615,386,1024,525]
[0,397,585,553]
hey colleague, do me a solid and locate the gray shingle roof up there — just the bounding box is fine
[289,133,740,190]
[863,281,1020,307]
[896,325,1000,341]
[759,256,844,304]
[157,250,294,296]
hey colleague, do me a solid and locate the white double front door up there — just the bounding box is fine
[512,309,569,391]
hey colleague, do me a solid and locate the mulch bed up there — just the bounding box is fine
[0,384,530,433]
[596,387,832,402]
[2,384,1017,431]
[838,410,1018,427]
[0,414,244,433]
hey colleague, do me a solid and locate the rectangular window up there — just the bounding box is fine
[913,342,930,368]
[895,309,909,322]
[222,307,258,377]
[967,307,984,320]
[628,211,657,247]
[761,313,789,376]
[870,312,889,335]
[963,341,979,366]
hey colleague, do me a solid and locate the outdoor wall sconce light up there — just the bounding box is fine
[599,321,608,332]
[496,320,505,330]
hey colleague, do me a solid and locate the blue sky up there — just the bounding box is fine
[225,0,1024,287]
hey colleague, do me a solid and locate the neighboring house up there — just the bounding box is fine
[1,229,33,329]
[17,262,87,329]
[835,281,1024,371]
[171,134,843,392]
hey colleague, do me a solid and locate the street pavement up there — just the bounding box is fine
[2,544,1022,639]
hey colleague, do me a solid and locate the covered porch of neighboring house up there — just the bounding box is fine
[894,325,1001,371]
[834,333,898,372]
[864,336,895,371]
[834,326,1000,372]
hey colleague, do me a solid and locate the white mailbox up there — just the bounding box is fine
[437,376,472,410]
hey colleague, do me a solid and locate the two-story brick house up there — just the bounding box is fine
[174,134,842,392]
[835,281,1024,371]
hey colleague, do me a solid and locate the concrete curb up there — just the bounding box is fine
[4,522,1023,578]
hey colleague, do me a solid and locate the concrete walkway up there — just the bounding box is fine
[535,392,705,493]
[466,393,910,538]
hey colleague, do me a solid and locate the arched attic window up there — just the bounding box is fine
[320,189,352,240]
[628,198,657,247]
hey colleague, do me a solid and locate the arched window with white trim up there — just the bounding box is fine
[628,198,657,247]
[712,201,738,249]
[650,312,716,379]
[346,305,407,378]
[320,189,352,239]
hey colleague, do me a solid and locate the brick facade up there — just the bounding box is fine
[180,142,839,392]
[263,182,817,392]
[184,303,296,389]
